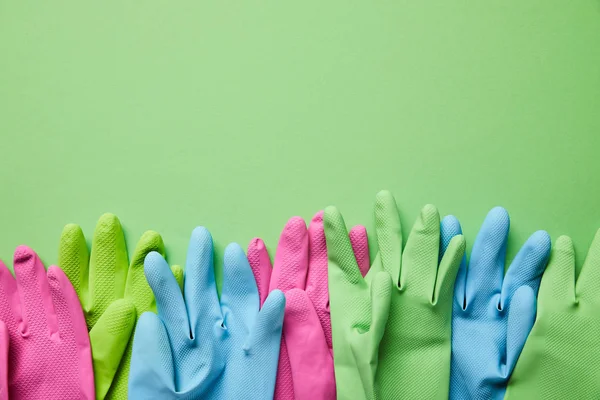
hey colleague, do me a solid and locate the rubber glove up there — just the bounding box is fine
[505,231,600,399]
[129,227,286,399]
[324,191,466,400]
[440,207,551,400]
[58,213,183,399]
[0,246,94,399]
[247,211,370,400]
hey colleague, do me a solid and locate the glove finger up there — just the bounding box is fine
[221,243,260,333]
[0,321,8,400]
[129,312,176,395]
[171,265,184,292]
[401,205,441,298]
[305,211,332,347]
[434,235,465,306]
[0,260,19,328]
[89,299,136,399]
[324,207,365,288]
[245,289,285,357]
[247,238,272,307]
[271,216,309,292]
[183,227,221,339]
[538,236,576,309]
[324,206,370,328]
[58,224,90,310]
[465,207,509,305]
[374,190,402,282]
[441,216,467,310]
[14,246,58,335]
[283,288,336,399]
[505,285,536,378]
[47,265,95,399]
[124,230,166,314]
[349,225,370,277]
[368,271,393,358]
[576,229,600,302]
[144,252,190,346]
[89,214,129,327]
[501,230,551,308]
[349,271,392,400]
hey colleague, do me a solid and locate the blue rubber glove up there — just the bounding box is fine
[128,227,285,399]
[441,207,551,400]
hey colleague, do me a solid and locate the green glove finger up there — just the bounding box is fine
[400,204,441,298]
[89,213,129,328]
[123,230,166,312]
[58,223,91,315]
[433,234,465,306]
[350,270,393,400]
[374,190,402,281]
[90,299,136,400]
[576,229,600,302]
[537,235,576,311]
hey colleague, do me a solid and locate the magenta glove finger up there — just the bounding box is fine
[284,289,336,399]
[349,225,370,277]
[0,246,94,399]
[0,321,8,400]
[247,238,272,307]
[271,217,309,400]
[306,212,333,351]
[270,217,309,292]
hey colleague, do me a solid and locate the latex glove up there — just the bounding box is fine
[0,246,94,399]
[440,207,551,400]
[129,227,285,399]
[58,213,183,399]
[505,231,600,398]
[324,191,466,400]
[247,211,370,400]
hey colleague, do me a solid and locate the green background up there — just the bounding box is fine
[1,0,599,275]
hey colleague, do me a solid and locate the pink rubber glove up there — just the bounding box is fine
[248,211,370,400]
[0,246,94,399]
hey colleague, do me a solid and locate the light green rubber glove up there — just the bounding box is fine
[505,231,600,399]
[324,191,466,400]
[58,214,183,400]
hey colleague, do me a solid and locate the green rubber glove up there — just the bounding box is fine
[324,191,466,400]
[58,214,183,400]
[505,231,600,399]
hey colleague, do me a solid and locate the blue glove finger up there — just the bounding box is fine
[441,215,466,309]
[184,227,222,338]
[505,285,536,376]
[144,251,190,345]
[220,243,260,334]
[130,312,175,399]
[242,289,285,398]
[501,230,551,308]
[466,207,509,306]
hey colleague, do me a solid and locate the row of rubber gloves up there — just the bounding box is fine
[1,190,598,399]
